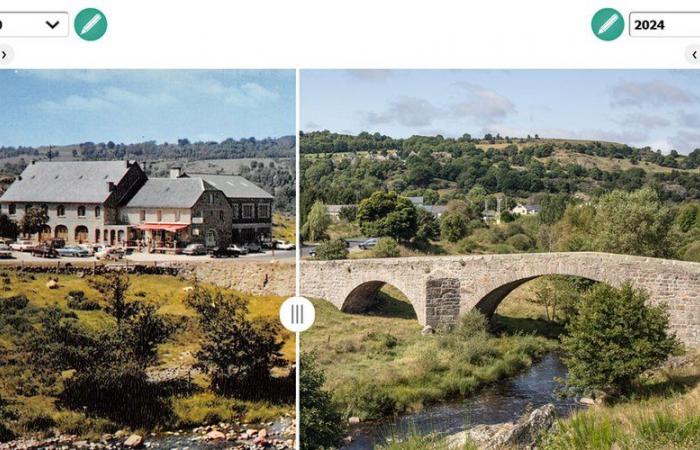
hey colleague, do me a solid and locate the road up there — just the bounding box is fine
[0,248,295,264]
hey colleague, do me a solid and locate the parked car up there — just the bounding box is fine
[0,242,12,259]
[358,238,378,250]
[261,240,275,249]
[182,243,207,256]
[49,238,66,249]
[95,246,124,261]
[244,242,262,253]
[228,244,249,255]
[209,246,240,258]
[10,240,34,252]
[56,246,91,257]
[276,240,295,250]
[29,244,58,258]
[77,244,95,256]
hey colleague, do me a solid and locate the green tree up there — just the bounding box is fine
[315,239,349,260]
[90,272,133,324]
[371,237,400,258]
[540,194,570,225]
[303,201,332,242]
[592,188,674,257]
[300,353,344,450]
[338,205,357,222]
[675,204,699,233]
[0,214,18,239]
[357,192,417,242]
[440,212,468,243]
[186,286,285,395]
[19,206,49,237]
[562,283,680,395]
[415,208,439,242]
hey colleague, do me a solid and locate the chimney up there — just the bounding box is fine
[169,167,182,179]
[107,181,115,191]
[31,160,36,165]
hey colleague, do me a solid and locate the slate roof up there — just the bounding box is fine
[185,173,273,199]
[0,161,134,204]
[126,178,211,208]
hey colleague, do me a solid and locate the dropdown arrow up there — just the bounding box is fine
[46,20,60,29]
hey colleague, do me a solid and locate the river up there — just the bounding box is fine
[344,353,580,449]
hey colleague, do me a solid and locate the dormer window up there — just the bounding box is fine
[77,206,86,217]
[57,205,66,217]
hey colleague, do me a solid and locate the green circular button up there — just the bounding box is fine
[592,8,624,41]
[75,8,107,41]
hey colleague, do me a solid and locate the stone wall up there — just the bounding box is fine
[0,260,294,297]
[301,252,700,346]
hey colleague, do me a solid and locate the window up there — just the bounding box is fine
[139,210,146,221]
[156,210,163,222]
[77,206,86,217]
[95,206,101,218]
[9,204,16,215]
[57,204,66,217]
[242,203,255,219]
[219,210,224,220]
[258,203,271,219]
[175,210,181,222]
[209,193,215,205]
[232,204,239,219]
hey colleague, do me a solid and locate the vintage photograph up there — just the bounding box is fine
[0,70,296,448]
[299,70,700,449]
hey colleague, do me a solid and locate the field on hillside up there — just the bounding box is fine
[0,271,294,439]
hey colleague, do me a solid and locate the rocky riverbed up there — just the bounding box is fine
[0,419,295,450]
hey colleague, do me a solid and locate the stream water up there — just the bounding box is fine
[345,353,580,449]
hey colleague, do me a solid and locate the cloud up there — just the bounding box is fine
[360,97,442,127]
[450,83,515,124]
[38,95,113,112]
[345,70,394,82]
[617,113,671,129]
[38,86,176,113]
[304,121,321,130]
[677,110,700,128]
[669,131,700,154]
[610,80,698,107]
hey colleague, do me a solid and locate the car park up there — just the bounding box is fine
[209,246,240,258]
[10,240,34,252]
[56,246,91,257]
[358,238,378,250]
[182,243,207,255]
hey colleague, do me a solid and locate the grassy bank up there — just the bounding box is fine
[0,271,294,440]
[302,286,556,421]
[544,354,700,450]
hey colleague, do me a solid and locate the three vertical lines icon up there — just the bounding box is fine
[291,302,304,325]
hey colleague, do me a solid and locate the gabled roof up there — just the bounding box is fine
[0,160,135,204]
[126,178,212,208]
[185,173,273,199]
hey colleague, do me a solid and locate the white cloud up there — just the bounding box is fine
[610,80,698,107]
[450,83,515,124]
[617,113,671,129]
[360,97,442,127]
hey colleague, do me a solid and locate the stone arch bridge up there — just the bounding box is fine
[301,252,700,346]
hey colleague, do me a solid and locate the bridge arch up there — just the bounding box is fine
[339,279,421,321]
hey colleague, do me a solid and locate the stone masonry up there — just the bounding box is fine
[301,252,700,346]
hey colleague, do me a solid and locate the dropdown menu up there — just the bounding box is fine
[0,12,68,37]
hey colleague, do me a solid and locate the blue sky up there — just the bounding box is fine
[301,70,700,154]
[0,70,295,147]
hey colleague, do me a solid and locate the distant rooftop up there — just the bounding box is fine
[185,173,273,199]
[126,178,211,208]
[0,160,135,204]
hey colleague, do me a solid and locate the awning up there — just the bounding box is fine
[137,223,189,233]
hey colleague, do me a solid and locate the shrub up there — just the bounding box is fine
[455,237,480,254]
[455,310,488,339]
[371,237,400,258]
[562,283,681,395]
[66,290,101,311]
[314,239,349,260]
[506,233,534,251]
[440,212,468,243]
[0,294,28,311]
[682,241,700,262]
[300,353,344,450]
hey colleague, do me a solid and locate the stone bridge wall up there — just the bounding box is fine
[301,252,700,346]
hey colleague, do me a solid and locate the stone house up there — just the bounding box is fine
[0,161,273,248]
[0,160,147,245]
[511,203,541,216]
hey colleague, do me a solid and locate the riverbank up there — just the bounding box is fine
[302,288,557,422]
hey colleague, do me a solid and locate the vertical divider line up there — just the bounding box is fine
[294,66,301,450]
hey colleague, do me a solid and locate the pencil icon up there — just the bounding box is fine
[80,13,102,35]
[598,13,619,35]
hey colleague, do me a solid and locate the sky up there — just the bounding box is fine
[0,70,295,147]
[301,70,700,154]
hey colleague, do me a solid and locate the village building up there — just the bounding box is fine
[511,203,541,216]
[0,160,273,249]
